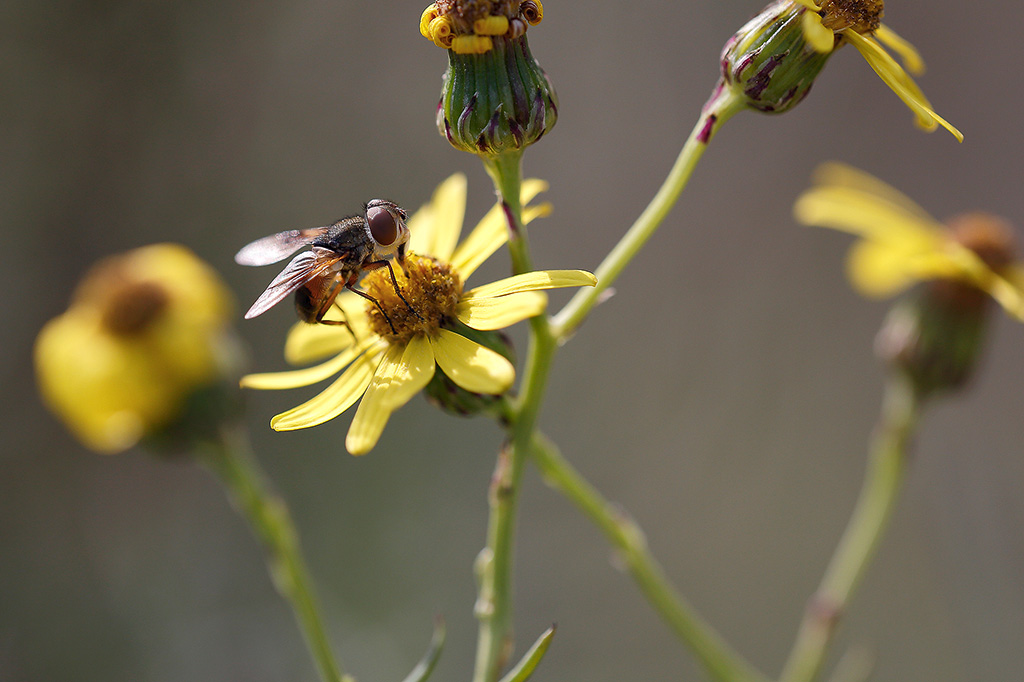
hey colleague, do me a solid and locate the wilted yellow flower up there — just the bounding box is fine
[791,0,961,140]
[795,163,1024,317]
[242,174,596,455]
[35,244,235,453]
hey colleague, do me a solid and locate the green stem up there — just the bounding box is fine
[474,151,557,682]
[778,376,920,682]
[550,88,744,341]
[473,90,745,681]
[483,150,533,276]
[530,432,769,682]
[198,426,345,682]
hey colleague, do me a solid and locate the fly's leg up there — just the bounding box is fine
[372,259,423,321]
[319,306,358,346]
[346,284,397,335]
[314,280,357,344]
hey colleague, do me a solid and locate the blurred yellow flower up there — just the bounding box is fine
[792,0,962,141]
[35,244,234,453]
[795,163,1024,318]
[242,174,596,455]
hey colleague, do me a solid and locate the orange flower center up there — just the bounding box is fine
[947,212,1017,273]
[363,254,463,344]
[818,0,884,34]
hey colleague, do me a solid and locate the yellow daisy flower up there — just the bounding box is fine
[35,244,235,453]
[795,162,1024,318]
[242,174,596,455]
[791,0,961,141]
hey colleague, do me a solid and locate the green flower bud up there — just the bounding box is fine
[424,321,516,418]
[875,285,989,399]
[719,0,833,114]
[422,2,557,158]
[875,213,1018,399]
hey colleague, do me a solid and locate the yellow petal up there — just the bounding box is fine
[456,291,548,330]
[792,0,821,9]
[462,270,598,301]
[846,31,963,142]
[344,340,433,455]
[36,311,162,453]
[270,347,382,430]
[430,330,515,395]
[408,173,467,260]
[449,179,549,278]
[801,11,835,53]
[284,293,371,365]
[242,342,367,390]
[810,163,934,221]
[378,335,437,410]
[846,239,934,297]
[989,265,1024,320]
[874,24,925,76]
[794,185,946,245]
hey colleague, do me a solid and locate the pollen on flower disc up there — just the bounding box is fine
[363,255,463,344]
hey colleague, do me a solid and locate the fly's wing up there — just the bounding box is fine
[244,250,340,319]
[235,227,332,266]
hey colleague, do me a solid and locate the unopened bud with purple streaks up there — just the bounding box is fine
[422,1,557,159]
[718,0,833,114]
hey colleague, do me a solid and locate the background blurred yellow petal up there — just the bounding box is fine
[430,329,514,395]
[810,163,934,221]
[270,348,381,430]
[846,239,927,297]
[462,270,597,300]
[36,310,176,453]
[989,266,1024,320]
[457,291,548,330]
[845,241,970,298]
[795,186,945,243]
[408,173,467,260]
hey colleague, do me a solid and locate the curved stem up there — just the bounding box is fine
[530,432,769,682]
[473,89,744,681]
[778,376,921,682]
[551,88,744,341]
[474,150,556,682]
[198,426,345,682]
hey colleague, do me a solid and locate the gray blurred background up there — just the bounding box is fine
[3,1,1022,680]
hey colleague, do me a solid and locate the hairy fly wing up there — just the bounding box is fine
[235,227,331,266]
[244,251,337,319]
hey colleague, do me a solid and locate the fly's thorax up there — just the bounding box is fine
[363,254,463,344]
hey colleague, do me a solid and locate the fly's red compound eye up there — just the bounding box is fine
[367,206,398,246]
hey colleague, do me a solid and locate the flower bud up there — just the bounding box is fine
[719,0,833,114]
[35,244,240,454]
[424,321,516,418]
[423,1,557,158]
[875,214,1018,399]
[875,287,988,399]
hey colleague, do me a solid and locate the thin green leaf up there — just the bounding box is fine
[400,617,446,682]
[496,625,556,682]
